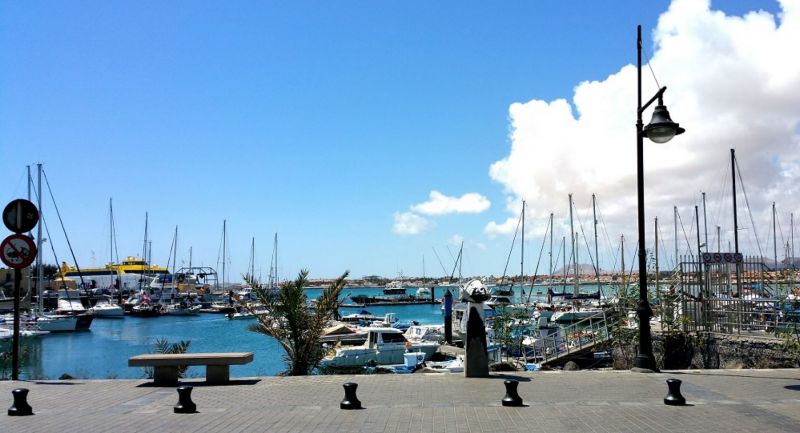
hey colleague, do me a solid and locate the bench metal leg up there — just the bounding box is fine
[206,365,230,384]
[153,366,179,386]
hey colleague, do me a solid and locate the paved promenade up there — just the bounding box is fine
[2,369,800,432]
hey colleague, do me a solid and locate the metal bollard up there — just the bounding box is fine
[174,385,197,413]
[8,388,33,416]
[340,382,362,410]
[664,378,686,406]
[501,379,524,407]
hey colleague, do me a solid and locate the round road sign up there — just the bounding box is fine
[0,234,37,269]
[3,199,39,234]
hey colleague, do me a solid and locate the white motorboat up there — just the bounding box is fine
[403,324,445,343]
[0,326,50,339]
[340,309,378,325]
[415,287,432,298]
[90,296,124,318]
[485,295,512,308]
[320,327,439,368]
[165,302,201,316]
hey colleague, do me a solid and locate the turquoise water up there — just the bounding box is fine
[13,284,609,379]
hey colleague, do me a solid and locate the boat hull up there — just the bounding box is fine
[37,315,79,332]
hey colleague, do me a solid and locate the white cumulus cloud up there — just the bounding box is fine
[392,212,431,235]
[411,191,491,215]
[487,0,800,262]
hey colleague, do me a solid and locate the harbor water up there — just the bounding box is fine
[9,284,610,380]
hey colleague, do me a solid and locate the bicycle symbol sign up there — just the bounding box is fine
[0,234,37,269]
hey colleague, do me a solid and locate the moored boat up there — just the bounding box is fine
[320,327,438,368]
[89,296,124,318]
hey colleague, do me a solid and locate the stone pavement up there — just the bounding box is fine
[2,369,800,432]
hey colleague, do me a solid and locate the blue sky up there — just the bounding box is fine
[1,1,792,281]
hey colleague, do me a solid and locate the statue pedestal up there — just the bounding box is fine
[464,303,489,377]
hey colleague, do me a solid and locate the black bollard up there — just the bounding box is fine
[8,388,33,416]
[340,382,362,410]
[664,378,686,406]
[501,379,524,407]
[174,385,197,414]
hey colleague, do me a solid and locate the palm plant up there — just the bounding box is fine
[245,269,349,375]
[144,338,191,379]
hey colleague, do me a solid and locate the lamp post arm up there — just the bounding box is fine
[639,86,667,115]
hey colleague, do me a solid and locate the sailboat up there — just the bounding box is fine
[415,255,433,299]
[89,198,124,318]
[28,164,83,332]
[551,194,603,323]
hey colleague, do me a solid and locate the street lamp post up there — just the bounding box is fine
[634,25,684,371]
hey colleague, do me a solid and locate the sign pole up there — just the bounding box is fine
[12,268,21,380]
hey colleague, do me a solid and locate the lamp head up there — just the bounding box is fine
[643,104,685,143]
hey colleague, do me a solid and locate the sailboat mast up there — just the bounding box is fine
[36,164,43,313]
[562,236,567,294]
[702,192,709,253]
[549,212,554,284]
[143,212,149,262]
[521,200,525,286]
[655,217,660,298]
[674,206,678,270]
[620,234,625,299]
[250,237,255,283]
[173,226,178,275]
[731,149,741,295]
[773,203,778,270]
[222,220,227,289]
[109,199,113,264]
[27,166,33,300]
[695,205,702,288]
[568,194,577,296]
[593,194,600,289]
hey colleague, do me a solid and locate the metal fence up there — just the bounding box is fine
[676,255,799,335]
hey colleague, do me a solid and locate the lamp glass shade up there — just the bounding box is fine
[643,104,684,143]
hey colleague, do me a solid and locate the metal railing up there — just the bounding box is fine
[525,311,610,364]
[676,255,799,336]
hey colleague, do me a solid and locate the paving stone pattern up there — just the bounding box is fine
[2,369,800,432]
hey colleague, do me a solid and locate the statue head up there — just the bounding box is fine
[459,279,490,303]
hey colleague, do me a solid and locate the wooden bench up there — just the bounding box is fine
[128,352,254,386]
